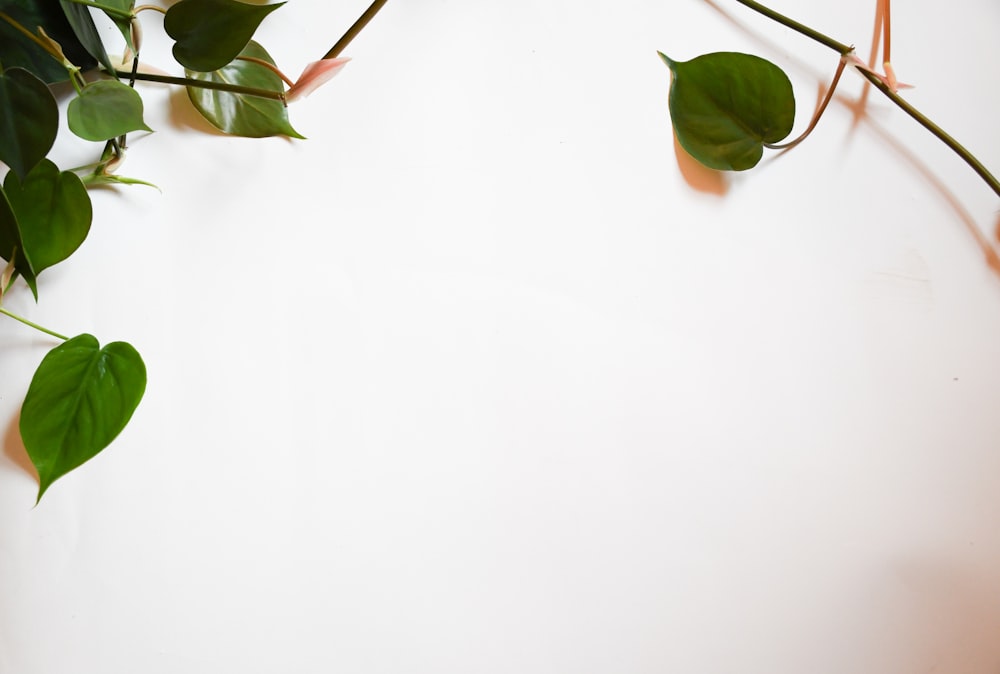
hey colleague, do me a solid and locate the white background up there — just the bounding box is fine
[2,0,1000,672]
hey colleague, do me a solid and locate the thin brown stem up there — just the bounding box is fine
[765,57,846,150]
[236,56,294,86]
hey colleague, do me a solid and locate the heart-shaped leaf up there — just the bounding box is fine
[660,51,795,171]
[68,79,151,141]
[0,66,58,179]
[164,0,284,72]
[185,41,303,138]
[0,0,97,82]
[21,334,146,502]
[0,159,92,298]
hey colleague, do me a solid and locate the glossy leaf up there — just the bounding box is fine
[0,159,92,298]
[660,51,795,171]
[0,0,96,82]
[0,66,58,179]
[164,0,284,72]
[59,0,116,75]
[68,79,151,141]
[186,41,303,138]
[21,334,146,502]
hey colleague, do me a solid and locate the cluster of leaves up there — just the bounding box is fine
[1,0,328,502]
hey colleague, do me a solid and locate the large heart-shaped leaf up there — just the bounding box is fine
[68,79,151,141]
[164,0,284,72]
[0,159,92,298]
[660,51,795,171]
[185,41,303,138]
[0,65,58,179]
[0,0,97,82]
[21,334,146,502]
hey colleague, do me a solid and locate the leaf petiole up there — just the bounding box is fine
[0,306,69,341]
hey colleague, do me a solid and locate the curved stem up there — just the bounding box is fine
[0,307,69,341]
[765,56,846,151]
[324,0,390,59]
[732,0,999,198]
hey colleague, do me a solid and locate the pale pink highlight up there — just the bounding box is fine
[285,57,351,103]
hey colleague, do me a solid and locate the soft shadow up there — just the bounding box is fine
[3,409,37,483]
[166,86,228,135]
[673,132,728,195]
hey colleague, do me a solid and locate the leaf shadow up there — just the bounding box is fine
[2,408,37,484]
[166,86,228,135]
[698,0,1000,278]
[673,131,729,196]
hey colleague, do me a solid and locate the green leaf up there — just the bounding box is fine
[21,334,146,502]
[59,0,116,75]
[0,65,58,179]
[68,79,151,141]
[0,159,92,298]
[185,41,303,138]
[164,0,284,72]
[86,0,135,52]
[660,51,795,171]
[0,0,97,82]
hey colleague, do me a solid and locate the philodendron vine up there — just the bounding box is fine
[660,0,1000,199]
[0,0,389,502]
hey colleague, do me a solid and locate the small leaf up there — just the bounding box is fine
[68,79,151,141]
[21,334,146,502]
[185,41,303,138]
[164,0,284,72]
[0,159,92,298]
[0,66,58,179]
[660,51,795,171]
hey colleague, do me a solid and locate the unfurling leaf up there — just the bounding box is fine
[21,335,146,503]
[164,0,284,72]
[660,51,795,171]
[68,79,152,141]
[0,66,58,179]
[0,159,92,298]
[186,41,303,138]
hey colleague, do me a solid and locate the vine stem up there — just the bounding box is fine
[0,307,69,341]
[324,0,390,59]
[112,70,287,102]
[731,0,1000,197]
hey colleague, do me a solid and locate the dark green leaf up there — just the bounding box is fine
[68,79,151,141]
[0,0,96,82]
[21,334,146,502]
[186,41,302,138]
[0,159,92,298]
[0,65,58,179]
[660,51,795,171]
[164,0,283,72]
[59,0,116,75]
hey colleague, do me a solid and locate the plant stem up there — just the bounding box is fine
[855,68,1000,197]
[731,0,852,54]
[732,0,1000,198]
[0,307,69,341]
[113,70,286,102]
[765,57,846,151]
[324,0,390,59]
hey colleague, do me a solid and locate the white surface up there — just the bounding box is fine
[2,1,1000,672]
